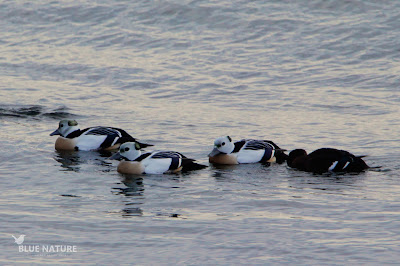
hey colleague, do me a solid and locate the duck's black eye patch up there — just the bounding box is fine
[222,142,225,146]
[124,147,130,152]
[60,124,64,127]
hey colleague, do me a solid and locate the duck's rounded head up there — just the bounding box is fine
[287,149,307,166]
[208,136,235,157]
[50,120,79,137]
[110,142,141,161]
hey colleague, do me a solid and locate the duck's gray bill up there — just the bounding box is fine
[50,129,60,136]
[109,153,123,160]
[208,147,221,157]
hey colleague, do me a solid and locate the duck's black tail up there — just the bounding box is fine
[275,149,289,164]
[112,127,153,149]
[117,136,153,149]
[181,159,208,172]
[263,140,288,164]
[354,155,382,171]
[135,141,153,149]
[353,156,371,171]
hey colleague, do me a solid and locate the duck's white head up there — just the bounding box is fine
[50,120,80,137]
[110,142,142,161]
[208,136,235,157]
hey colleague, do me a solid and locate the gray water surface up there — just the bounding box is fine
[1,1,400,265]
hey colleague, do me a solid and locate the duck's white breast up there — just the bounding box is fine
[237,149,265,164]
[143,158,172,174]
[76,135,108,151]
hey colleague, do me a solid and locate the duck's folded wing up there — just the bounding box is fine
[84,127,122,137]
[243,140,274,150]
[307,150,349,173]
[151,151,185,159]
[262,140,283,150]
[142,151,182,174]
[80,127,121,149]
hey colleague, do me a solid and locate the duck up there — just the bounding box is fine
[50,120,152,151]
[208,136,288,165]
[287,148,370,173]
[109,142,207,174]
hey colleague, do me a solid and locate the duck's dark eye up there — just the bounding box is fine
[60,124,64,127]
[125,147,130,152]
[222,142,225,146]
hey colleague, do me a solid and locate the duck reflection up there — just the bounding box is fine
[286,167,364,192]
[53,150,113,172]
[121,206,143,217]
[113,175,145,217]
[114,175,144,197]
[211,163,274,181]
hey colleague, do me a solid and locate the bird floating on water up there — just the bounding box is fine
[50,120,152,151]
[110,142,207,174]
[208,136,288,165]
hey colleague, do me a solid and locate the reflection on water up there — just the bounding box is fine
[210,164,240,181]
[111,174,192,218]
[113,176,145,217]
[211,163,275,182]
[121,206,143,217]
[53,150,114,172]
[54,150,82,171]
[114,176,144,197]
[286,168,365,192]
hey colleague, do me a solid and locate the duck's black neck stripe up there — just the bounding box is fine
[65,129,83,138]
[134,153,152,162]
[233,141,246,153]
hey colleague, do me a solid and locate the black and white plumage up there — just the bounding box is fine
[208,136,288,165]
[109,142,207,174]
[287,148,370,174]
[50,120,152,151]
